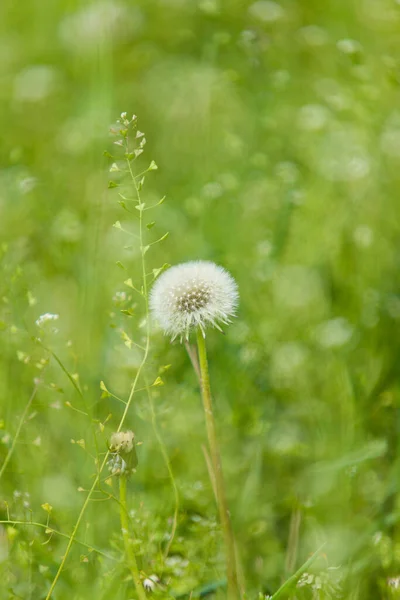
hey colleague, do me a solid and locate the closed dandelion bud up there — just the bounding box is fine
[150,260,239,341]
[107,430,138,476]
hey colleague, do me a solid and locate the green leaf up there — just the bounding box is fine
[151,232,169,246]
[146,221,156,229]
[152,263,170,279]
[108,181,119,189]
[120,330,132,349]
[116,261,126,270]
[271,543,326,599]
[100,380,110,398]
[103,151,113,158]
[120,308,134,316]
[125,152,135,161]
[137,176,145,190]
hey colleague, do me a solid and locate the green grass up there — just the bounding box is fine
[1,0,400,598]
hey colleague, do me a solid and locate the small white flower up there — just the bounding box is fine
[35,313,59,327]
[150,260,239,341]
[143,574,159,592]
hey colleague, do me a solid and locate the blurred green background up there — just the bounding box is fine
[2,0,400,598]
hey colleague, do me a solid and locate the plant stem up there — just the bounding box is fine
[196,328,240,600]
[119,475,147,600]
[0,385,38,481]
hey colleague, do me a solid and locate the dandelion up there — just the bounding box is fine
[150,260,239,341]
[107,432,146,600]
[107,430,137,476]
[151,261,240,599]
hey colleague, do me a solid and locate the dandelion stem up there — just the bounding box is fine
[196,327,240,600]
[119,475,147,600]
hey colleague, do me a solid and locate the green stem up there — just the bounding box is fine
[0,385,38,481]
[119,475,147,600]
[196,328,240,600]
[45,124,152,599]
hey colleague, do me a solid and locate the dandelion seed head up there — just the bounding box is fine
[150,260,239,340]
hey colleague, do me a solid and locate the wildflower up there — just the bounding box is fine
[150,260,239,341]
[35,313,59,327]
[143,575,159,592]
[388,577,400,589]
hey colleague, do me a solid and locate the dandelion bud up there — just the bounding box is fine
[107,430,138,476]
[150,260,239,341]
[109,430,135,453]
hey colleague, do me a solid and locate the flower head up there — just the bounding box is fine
[107,430,137,476]
[150,260,239,340]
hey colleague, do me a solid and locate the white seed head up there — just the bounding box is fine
[150,260,239,340]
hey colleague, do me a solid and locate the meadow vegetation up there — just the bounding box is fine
[1,0,400,598]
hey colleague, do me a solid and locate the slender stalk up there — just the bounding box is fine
[0,385,38,481]
[144,376,179,560]
[45,124,151,599]
[196,328,240,600]
[119,475,147,600]
[0,520,116,561]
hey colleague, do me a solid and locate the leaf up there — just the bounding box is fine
[158,232,169,243]
[124,278,135,289]
[271,543,326,599]
[120,330,132,349]
[152,263,170,279]
[108,181,119,189]
[120,308,134,317]
[137,176,145,190]
[100,381,110,398]
[146,221,156,229]
[150,232,169,246]
[103,151,113,158]
[125,152,135,161]
[116,261,126,270]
